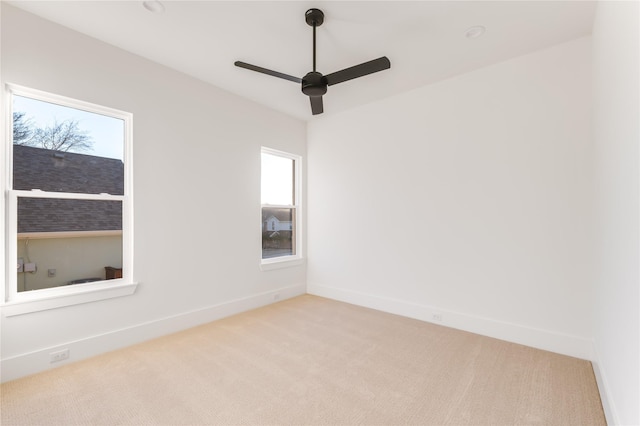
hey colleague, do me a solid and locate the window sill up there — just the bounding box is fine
[260,256,305,271]
[1,281,138,317]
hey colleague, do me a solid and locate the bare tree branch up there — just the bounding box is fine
[12,112,34,145]
[14,114,94,153]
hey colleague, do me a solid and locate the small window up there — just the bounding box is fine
[261,148,301,266]
[4,84,135,313]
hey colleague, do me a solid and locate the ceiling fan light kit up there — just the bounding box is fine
[235,8,391,116]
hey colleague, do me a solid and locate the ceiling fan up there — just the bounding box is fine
[235,8,391,116]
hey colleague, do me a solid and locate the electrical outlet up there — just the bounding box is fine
[432,313,443,322]
[24,262,37,272]
[50,349,70,363]
[17,258,24,272]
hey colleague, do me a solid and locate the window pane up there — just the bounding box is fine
[17,235,122,292]
[13,95,124,195]
[261,152,293,205]
[262,207,295,259]
[18,198,122,233]
[17,197,122,292]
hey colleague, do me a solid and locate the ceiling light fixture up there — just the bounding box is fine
[142,0,165,14]
[465,25,486,39]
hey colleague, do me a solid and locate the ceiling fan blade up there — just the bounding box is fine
[310,96,324,115]
[325,57,391,86]
[234,61,302,83]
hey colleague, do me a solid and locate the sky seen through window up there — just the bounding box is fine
[13,95,124,161]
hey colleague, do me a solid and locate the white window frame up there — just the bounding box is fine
[2,84,137,317]
[260,147,303,271]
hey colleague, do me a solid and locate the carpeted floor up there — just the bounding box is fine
[1,295,605,425]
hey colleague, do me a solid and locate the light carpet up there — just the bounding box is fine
[1,295,605,425]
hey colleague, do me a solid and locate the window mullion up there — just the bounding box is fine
[261,203,296,209]
[10,189,124,202]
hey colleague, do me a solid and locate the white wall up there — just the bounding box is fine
[592,2,640,425]
[1,5,306,381]
[308,37,595,359]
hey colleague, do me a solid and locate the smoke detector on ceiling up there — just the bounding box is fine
[142,1,165,14]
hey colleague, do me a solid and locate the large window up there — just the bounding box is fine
[261,147,301,266]
[4,84,135,314]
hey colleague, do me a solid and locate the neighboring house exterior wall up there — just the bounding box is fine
[262,208,294,233]
[264,216,292,232]
[16,235,122,291]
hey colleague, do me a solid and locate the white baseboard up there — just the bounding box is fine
[1,283,305,383]
[308,283,595,361]
[591,344,620,426]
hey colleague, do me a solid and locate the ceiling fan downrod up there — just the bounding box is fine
[301,8,327,108]
[305,8,324,72]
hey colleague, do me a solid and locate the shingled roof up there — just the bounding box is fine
[14,145,123,233]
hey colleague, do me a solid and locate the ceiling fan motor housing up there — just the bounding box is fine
[302,71,327,96]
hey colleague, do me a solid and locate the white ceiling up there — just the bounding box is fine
[7,1,596,121]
